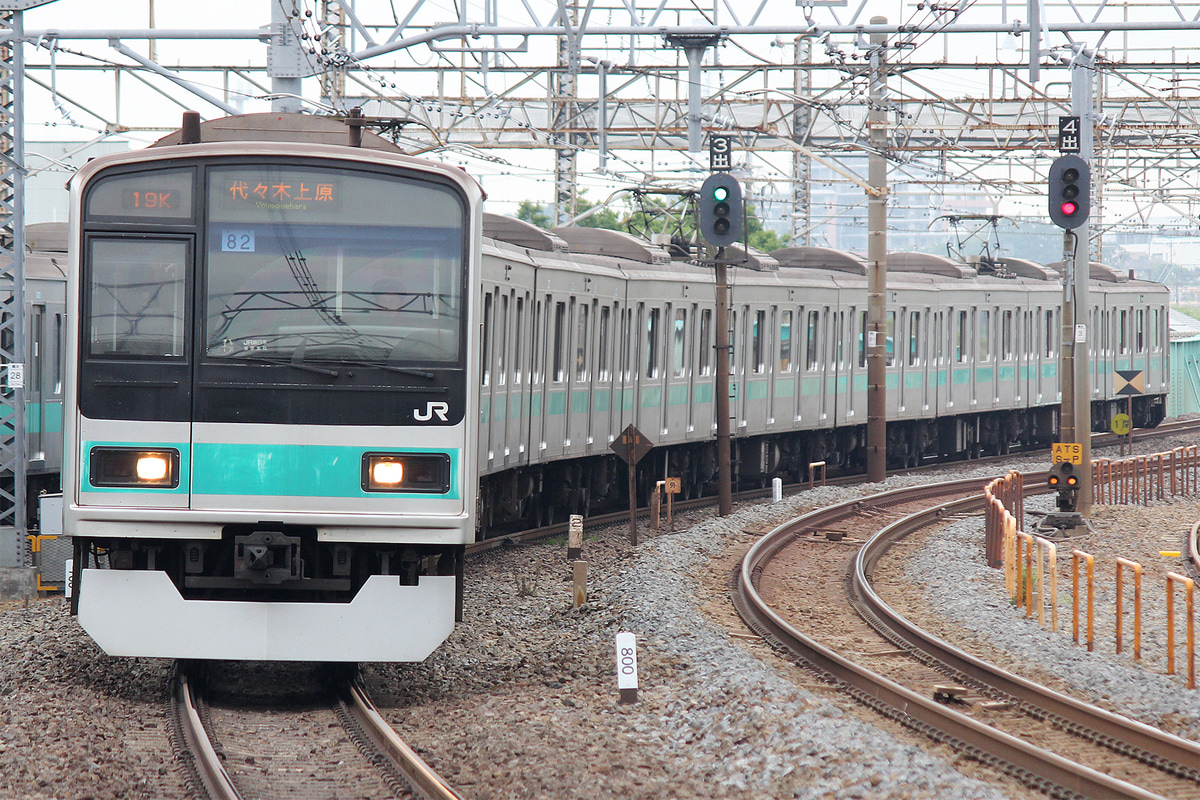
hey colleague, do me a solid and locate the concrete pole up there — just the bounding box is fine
[866,18,889,483]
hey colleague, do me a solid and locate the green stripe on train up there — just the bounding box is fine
[192,443,461,499]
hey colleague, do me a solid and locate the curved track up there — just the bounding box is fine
[169,663,462,800]
[732,479,1200,800]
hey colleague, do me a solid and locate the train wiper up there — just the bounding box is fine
[337,359,436,380]
[214,352,340,378]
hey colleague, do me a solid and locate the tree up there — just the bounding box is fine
[745,203,784,253]
[516,200,551,229]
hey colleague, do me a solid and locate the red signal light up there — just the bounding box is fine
[1061,201,1077,216]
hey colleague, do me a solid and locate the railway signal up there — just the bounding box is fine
[1047,461,1080,512]
[698,173,743,248]
[1048,154,1090,230]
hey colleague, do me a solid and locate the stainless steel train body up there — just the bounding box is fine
[63,115,482,662]
[476,220,1168,530]
[22,223,69,505]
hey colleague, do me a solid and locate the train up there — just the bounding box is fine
[37,112,1167,663]
[63,113,482,662]
[474,219,1169,530]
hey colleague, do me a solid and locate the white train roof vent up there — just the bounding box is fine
[25,221,68,253]
[1047,261,1130,283]
[483,213,569,253]
[726,243,779,272]
[770,246,867,275]
[887,252,977,277]
[997,257,1057,280]
[552,226,671,265]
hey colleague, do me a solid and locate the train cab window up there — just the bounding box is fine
[87,238,188,359]
[576,303,590,381]
[806,309,820,371]
[552,301,567,382]
[673,308,687,378]
[779,310,793,372]
[598,305,611,381]
[752,309,765,374]
[645,306,660,378]
[699,309,712,376]
[908,310,921,367]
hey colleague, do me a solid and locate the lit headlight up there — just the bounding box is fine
[362,453,450,493]
[89,447,180,488]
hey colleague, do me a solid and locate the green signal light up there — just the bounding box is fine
[713,186,729,202]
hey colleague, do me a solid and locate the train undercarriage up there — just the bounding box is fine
[477,394,1166,538]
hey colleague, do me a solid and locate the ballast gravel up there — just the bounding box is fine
[2,433,1200,799]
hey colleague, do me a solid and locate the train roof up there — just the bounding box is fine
[550,226,672,266]
[482,213,568,253]
[150,112,404,152]
[886,252,978,278]
[1046,260,1131,283]
[996,257,1057,280]
[770,246,868,274]
[26,222,67,253]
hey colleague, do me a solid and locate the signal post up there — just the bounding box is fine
[698,166,743,517]
[1048,51,1095,525]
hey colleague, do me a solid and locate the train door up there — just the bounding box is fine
[976,308,991,410]
[664,304,689,441]
[743,306,768,434]
[27,303,46,467]
[775,308,793,428]
[479,289,497,471]
[512,293,530,467]
[694,307,713,435]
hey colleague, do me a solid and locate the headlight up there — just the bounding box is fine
[362,453,450,493]
[89,447,180,488]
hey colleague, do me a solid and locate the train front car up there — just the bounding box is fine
[63,125,482,661]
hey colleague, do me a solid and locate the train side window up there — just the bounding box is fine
[1136,309,1145,353]
[673,308,687,378]
[1002,310,1013,360]
[30,307,42,394]
[645,306,660,378]
[1044,310,1054,357]
[54,313,64,395]
[699,309,712,376]
[752,309,765,374]
[532,299,543,383]
[977,309,991,362]
[498,294,509,385]
[857,309,866,368]
[514,296,525,384]
[908,310,921,366]
[1119,309,1129,355]
[955,309,968,363]
[779,310,793,372]
[806,309,820,371]
[598,305,611,382]
[932,312,942,365]
[553,301,567,383]
[481,292,492,387]
[885,311,895,367]
[575,303,590,381]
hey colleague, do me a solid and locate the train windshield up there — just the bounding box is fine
[204,165,466,365]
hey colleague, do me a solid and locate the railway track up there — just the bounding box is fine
[731,478,1200,800]
[169,662,462,800]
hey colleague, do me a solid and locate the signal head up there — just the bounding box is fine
[1048,154,1090,230]
[698,173,744,248]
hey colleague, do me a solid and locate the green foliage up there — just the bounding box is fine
[516,200,551,229]
[515,190,622,231]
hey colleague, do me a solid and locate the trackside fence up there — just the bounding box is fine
[983,447,1200,689]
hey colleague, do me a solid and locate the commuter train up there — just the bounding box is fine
[53,112,1168,662]
[63,114,482,662]
[475,220,1168,530]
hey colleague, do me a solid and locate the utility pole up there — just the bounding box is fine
[866,17,889,483]
[1069,50,1094,516]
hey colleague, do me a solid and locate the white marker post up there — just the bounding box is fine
[568,514,583,560]
[615,631,638,704]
